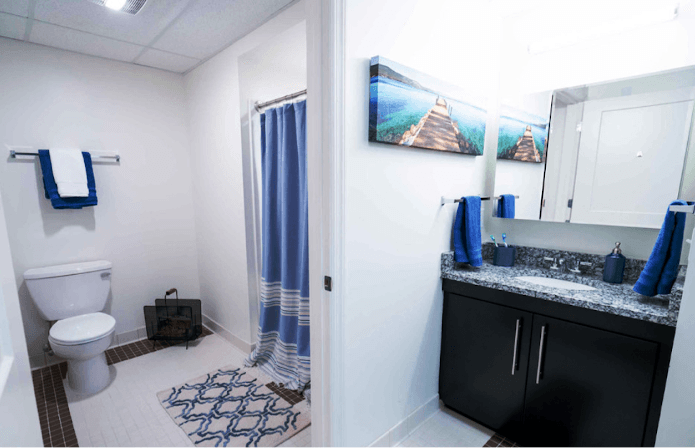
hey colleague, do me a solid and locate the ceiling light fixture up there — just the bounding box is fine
[104,0,127,11]
[527,2,679,55]
[90,0,148,15]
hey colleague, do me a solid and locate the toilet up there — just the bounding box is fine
[24,260,115,394]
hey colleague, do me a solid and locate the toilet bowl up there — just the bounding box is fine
[48,312,116,394]
[24,260,115,394]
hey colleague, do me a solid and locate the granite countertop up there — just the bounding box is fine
[441,251,682,327]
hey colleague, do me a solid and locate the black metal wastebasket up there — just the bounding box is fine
[144,288,202,349]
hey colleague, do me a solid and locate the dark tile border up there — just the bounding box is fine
[266,381,305,406]
[105,326,213,365]
[32,326,213,447]
[484,433,520,447]
[32,363,76,447]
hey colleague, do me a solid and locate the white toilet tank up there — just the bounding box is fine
[24,261,112,321]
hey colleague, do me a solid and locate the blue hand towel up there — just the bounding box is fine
[633,200,688,296]
[38,150,98,209]
[497,194,515,219]
[453,196,482,267]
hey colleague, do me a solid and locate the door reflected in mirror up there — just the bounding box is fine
[493,66,695,229]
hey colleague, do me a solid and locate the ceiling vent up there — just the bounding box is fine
[89,0,148,15]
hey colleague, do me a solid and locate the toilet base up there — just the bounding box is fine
[66,352,110,394]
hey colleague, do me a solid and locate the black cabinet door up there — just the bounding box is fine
[524,316,658,447]
[439,293,532,439]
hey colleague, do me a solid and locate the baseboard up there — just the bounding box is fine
[29,326,148,370]
[111,326,147,348]
[369,394,440,447]
[29,352,66,370]
[30,317,254,370]
[202,314,255,354]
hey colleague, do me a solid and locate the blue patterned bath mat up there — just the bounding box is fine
[157,366,310,447]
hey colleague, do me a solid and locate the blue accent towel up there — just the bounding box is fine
[38,150,98,209]
[453,196,483,266]
[498,194,515,219]
[633,200,688,296]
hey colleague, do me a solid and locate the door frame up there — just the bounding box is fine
[0,189,42,446]
[306,0,346,446]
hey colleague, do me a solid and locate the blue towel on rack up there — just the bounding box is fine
[633,200,688,296]
[497,194,515,219]
[38,150,98,209]
[453,196,482,267]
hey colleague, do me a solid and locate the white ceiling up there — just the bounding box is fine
[0,0,295,73]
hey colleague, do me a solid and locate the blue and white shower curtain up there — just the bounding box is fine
[245,100,310,391]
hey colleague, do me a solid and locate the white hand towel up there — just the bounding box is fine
[49,149,89,197]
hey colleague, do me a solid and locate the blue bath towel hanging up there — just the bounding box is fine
[497,194,515,219]
[453,196,482,267]
[633,200,688,296]
[38,150,98,209]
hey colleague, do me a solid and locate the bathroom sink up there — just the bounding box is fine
[515,276,597,291]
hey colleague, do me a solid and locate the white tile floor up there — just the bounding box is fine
[397,404,494,447]
[64,333,311,447]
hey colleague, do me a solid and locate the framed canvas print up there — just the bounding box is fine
[369,56,487,155]
[497,93,552,163]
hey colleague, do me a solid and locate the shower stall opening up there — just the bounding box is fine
[237,21,310,394]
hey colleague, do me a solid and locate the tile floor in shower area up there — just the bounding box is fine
[31,327,511,447]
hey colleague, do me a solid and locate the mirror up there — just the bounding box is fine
[493,66,695,229]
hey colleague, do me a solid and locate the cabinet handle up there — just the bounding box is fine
[511,319,521,375]
[536,325,547,384]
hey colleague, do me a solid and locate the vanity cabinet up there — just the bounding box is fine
[440,297,533,438]
[440,280,675,447]
[523,316,658,447]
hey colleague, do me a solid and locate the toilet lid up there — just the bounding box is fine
[49,312,116,346]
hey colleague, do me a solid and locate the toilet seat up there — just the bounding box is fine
[50,312,116,346]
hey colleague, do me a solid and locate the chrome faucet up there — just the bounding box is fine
[568,260,593,274]
[544,257,564,271]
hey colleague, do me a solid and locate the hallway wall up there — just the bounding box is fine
[341,1,502,445]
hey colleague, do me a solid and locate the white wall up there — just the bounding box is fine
[237,21,307,343]
[485,0,695,263]
[183,2,305,350]
[0,189,42,446]
[493,161,544,220]
[342,1,501,445]
[0,39,201,367]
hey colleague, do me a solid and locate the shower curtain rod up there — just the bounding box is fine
[254,89,307,112]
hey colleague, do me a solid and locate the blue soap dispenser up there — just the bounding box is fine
[603,242,626,284]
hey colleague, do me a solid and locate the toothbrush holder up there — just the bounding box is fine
[493,246,516,267]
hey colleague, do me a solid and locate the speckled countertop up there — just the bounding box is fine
[441,249,683,327]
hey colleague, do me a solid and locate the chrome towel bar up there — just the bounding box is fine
[441,195,519,206]
[10,149,120,162]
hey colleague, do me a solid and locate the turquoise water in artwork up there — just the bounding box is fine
[449,99,487,155]
[497,115,548,159]
[369,76,486,154]
[370,77,436,141]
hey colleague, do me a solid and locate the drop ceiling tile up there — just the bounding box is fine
[136,48,199,73]
[29,20,144,62]
[152,0,294,59]
[0,0,30,17]
[33,0,192,46]
[0,11,27,39]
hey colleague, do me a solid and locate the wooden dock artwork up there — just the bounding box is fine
[398,98,476,153]
[509,125,541,162]
[496,100,550,163]
[369,56,487,156]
